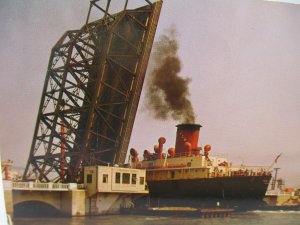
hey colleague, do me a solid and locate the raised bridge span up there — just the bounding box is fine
[23,0,162,183]
[3,0,162,217]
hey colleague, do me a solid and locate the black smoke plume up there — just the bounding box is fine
[145,28,195,123]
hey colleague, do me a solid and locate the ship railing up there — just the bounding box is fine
[265,190,294,196]
[230,165,271,174]
[231,170,271,177]
[141,152,191,161]
[210,165,272,178]
[210,171,271,178]
[231,165,270,170]
[142,152,227,161]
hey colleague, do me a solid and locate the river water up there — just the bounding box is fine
[13,211,300,225]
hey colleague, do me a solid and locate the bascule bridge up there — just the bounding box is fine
[3,0,162,217]
[23,0,162,183]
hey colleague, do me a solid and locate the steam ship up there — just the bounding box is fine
[130,124,272,209]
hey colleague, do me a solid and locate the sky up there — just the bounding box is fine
[0,0,300,187]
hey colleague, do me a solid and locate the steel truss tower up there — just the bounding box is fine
[23,0,162,182]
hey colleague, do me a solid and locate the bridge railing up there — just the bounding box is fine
[12,182,30,189]
[77,183,86,189]
[12,182,79,191]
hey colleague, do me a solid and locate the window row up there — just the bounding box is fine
[115,172,144,185]
[86,173,145,185]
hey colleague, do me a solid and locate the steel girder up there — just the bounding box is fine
[23,0,162,182]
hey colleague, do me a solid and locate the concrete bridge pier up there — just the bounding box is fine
[3,180,13,215]
[4,181,86,217]
[13,189,86,216]
[61,189,86,216]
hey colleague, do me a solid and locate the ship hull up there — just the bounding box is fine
[146,175,271,209]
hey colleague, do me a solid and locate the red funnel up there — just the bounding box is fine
[175,124,202,155]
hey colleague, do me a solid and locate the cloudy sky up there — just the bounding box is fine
[1,0,300,187]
